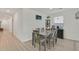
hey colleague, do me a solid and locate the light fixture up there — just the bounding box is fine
[49,8,53,10]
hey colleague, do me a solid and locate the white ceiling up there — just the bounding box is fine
[0,8,76,20]
[0,8,19,20]
[31,8,67,15]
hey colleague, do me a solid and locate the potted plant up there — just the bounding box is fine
[47,16,51,19]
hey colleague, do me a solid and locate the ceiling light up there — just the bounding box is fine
[49,8,53,10]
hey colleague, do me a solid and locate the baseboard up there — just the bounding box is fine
[64,37,79,42]
[13,32,32,43]
[22,38,32,43]
[16,36,32,43]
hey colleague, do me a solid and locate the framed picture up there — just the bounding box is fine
[36,15,42,20]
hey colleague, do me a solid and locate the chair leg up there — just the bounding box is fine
[55,38,57,44]
[32,33,34,46]
[33,43,35,48]
[39,42,41,51]
[44,41,46,51]
[32,38,34,46]
[32,33,36,48]
[53,39,54,47]
[33,39,36,48]
[48,39,50,49]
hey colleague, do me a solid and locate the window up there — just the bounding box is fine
[54,16,64,23]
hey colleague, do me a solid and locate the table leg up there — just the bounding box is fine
[44,40,46,51]
[48,39,50,49]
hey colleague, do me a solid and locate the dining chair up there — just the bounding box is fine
[47,32,53,49]
[32,30,39,48]
[32,30,46,51]
[38,34,46,51]
[54,29,57,44]
[47,29,57,49]
[51,25,57,43]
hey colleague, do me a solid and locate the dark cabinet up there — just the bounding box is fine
[57,29,64,39]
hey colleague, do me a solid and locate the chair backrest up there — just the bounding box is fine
[53,29,57,39]
[33,30,39,38]
[51,28,57,39]
[33,30,40,43]
[47,32,53,40]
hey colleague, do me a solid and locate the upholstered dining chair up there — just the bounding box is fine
[51,25,57,43]
[38,34,46,51]
[32,30,46,51]
[47,29,57,49]
[46,33,52,49]
[32,30,39,48]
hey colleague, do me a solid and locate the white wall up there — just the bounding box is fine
[51,9,79,41]
[21,8,47,42]
[13,8,47,42]
[13,9,24,42]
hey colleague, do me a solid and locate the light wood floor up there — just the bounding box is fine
[0,30,79,51]
[24,39,79,51]
[0,30,26,51]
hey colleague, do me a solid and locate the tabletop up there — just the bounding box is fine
[39,30,52,37]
